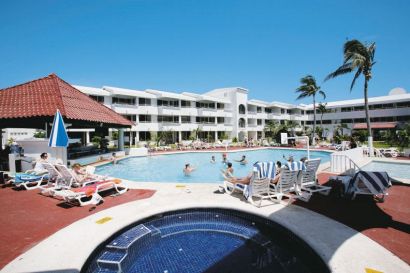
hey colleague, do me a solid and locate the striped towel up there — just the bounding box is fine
[348,171,391,195]
[244,162,275,199]
[253,161,276,179]
[286,161,306,171]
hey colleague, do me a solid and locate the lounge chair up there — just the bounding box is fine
[297,158,331,201]
[11,172,49,190]
[51,178,128,206]
[224,162,277,207]
[346,171,392,201]
[269,170,299,203]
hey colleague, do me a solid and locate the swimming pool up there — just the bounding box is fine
[95,149,331,183]
[361,160,410,179]
[83,209,330,273]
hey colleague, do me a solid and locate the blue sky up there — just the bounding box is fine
[1,0,409,104]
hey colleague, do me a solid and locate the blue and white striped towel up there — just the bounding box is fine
[244,161,275,199]
[348,171,391,195]
[286,161,306,171]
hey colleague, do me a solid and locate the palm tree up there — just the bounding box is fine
[264,120,281,140]
[317,102,327,125]
[296,75,326,145]
[325,39,376,141]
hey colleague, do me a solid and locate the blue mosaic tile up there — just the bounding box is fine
[85,209,330,273]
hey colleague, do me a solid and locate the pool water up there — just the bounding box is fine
[362,161,410,179]
[84,209,330,273]
[95,149,330,183]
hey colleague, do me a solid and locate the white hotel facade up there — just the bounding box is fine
[70,85,410,145]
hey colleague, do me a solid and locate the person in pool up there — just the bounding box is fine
[210,156,216,163]
[234,155,248,165]
[222,153,228,164]
[183,163,195,175]
[221,162,234,177]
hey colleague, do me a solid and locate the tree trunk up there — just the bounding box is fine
[364,79,372,137]
[312,96,316,145]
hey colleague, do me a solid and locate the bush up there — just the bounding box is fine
[232,137,238,143]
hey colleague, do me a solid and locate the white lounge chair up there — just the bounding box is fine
[51,178,128,206]
[224,162,277,207]
[347,171,391,201]
[270,170,299,203]
[298,158,331,201]
[11,172,48,190]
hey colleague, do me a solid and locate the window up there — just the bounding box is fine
[158,99,179,107]
[139,115,151,122]
[354,118,366,123]
[353,106,364,111]
[181,116,191,123]
[195,102,216,109]
[397,115,410,121]
[112,97,135,105]
[122,115,136,122]
[196,117,215,123]
[369,104,383,110]
[341,119,353,123]
[341,107,352,112]
[139,131,151,141]
[181,100,191,107]
[396,101,410,108]
[306,110,314,114]
[257,119,262,125]
[89,95,104,103]
[138,98,151,106]
[257,107,262,113]
[265,108,272,113]
[322,120,332,124]
[238,118,246,128]
[217,103,224,109]
[238,104,246,114]
[217,117,224,124]
[158,115,179,123]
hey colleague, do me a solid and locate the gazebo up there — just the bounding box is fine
[0,74,133,161]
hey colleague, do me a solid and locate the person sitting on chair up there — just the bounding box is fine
[26,153,49,175]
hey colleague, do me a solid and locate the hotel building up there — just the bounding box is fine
[71,85,410,145]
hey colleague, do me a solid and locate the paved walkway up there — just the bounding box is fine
[0,185,155,269]
[0,168,409,271]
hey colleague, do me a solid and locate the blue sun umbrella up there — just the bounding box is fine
[48,110,69,164]
[48,110,69,147]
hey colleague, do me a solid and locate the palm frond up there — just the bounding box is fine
[296,93,309,100]
[324,65,353,81]
[318,90,326,99]
[350,68,362,91]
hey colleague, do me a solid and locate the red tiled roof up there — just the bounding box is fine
[0,74,133,126]
[353,122,397,129]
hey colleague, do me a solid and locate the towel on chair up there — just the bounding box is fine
[347,171,391,196]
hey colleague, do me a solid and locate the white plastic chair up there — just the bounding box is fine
[298,158,331,201]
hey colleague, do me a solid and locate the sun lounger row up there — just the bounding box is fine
[224,159,330,207]
[8,162,128,206]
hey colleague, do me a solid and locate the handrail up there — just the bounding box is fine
[330,154,361,175]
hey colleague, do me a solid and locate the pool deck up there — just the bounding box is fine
[1,172,409,273]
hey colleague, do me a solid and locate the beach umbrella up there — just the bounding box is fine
[48,109,69,164]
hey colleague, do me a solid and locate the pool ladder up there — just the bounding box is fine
[95,224,160,273]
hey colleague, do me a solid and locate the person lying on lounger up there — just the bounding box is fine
[225,172,253,185]
[71,163,99,186]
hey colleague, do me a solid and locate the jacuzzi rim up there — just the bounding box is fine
[81,207,331,273]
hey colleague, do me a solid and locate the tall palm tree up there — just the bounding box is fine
[325,39,376,140]
[296,75,326,145]
[317,102,327,125]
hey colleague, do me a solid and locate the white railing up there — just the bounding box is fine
[331,154,361,175]
[362,146,385,157]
